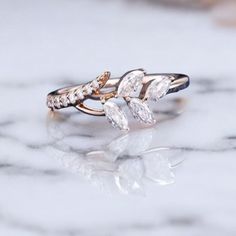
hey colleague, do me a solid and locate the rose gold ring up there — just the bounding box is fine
[46,69,190,130]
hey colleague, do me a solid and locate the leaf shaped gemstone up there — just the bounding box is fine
[117,70,144,97]
[146,76,171,101]
[128,98,156,124]
[103,101,129,131]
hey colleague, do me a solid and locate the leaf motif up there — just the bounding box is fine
[145,76,171,101]
[128,98,156,124]
[117,69,144,97]
[103,101,129,131]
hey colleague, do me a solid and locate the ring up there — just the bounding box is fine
[46,69,190,130]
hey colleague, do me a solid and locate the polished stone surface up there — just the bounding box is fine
[0,1,236,235]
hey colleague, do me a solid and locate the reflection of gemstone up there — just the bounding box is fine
[117,70,144,97]
[143,153,175,185]
[126,129,153,155]
[128,98,156,124]
[106,134,129,161]
[146,77,171,101]
[103,101,129,131]
[116,159,144,194]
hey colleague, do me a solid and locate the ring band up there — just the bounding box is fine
[47,69,190,130]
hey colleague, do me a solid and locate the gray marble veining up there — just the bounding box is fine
[0,74,236,235]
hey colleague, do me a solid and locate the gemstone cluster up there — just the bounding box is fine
[47,78,100,110]
[47,69,174,131]
[103,70,172,130]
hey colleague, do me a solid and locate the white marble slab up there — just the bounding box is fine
[0,1,236,235]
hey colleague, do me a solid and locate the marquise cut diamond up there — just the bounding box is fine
[117,70,144,97]
[146,77,171,101]
[128,98,155,124]
[103,101,129,131]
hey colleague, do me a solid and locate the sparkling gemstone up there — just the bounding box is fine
[103,101,129,131]
[54,96,61,108]
[146,77,171,101]
[128,98,155,124]
[60,94,68,107]
[91,80,100,90]
[68,91,76,104]
[117,70,144,97]
[47,96,53,108]
[84,84,93,95]
[76,89,84,100]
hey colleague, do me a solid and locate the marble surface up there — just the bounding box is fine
[0,1,236,235]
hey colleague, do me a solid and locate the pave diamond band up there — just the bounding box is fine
[47,69,190,130]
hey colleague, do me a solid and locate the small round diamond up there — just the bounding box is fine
[91,80,99,90]
[76,89,84,100]
[84,84,93,95]
[47,96,53,108]
[68,91,76,104]
[61,94,68,107]
[54,96,61,108]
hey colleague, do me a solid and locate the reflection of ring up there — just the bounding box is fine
[48,126,186,194]
[47,68,190,130]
